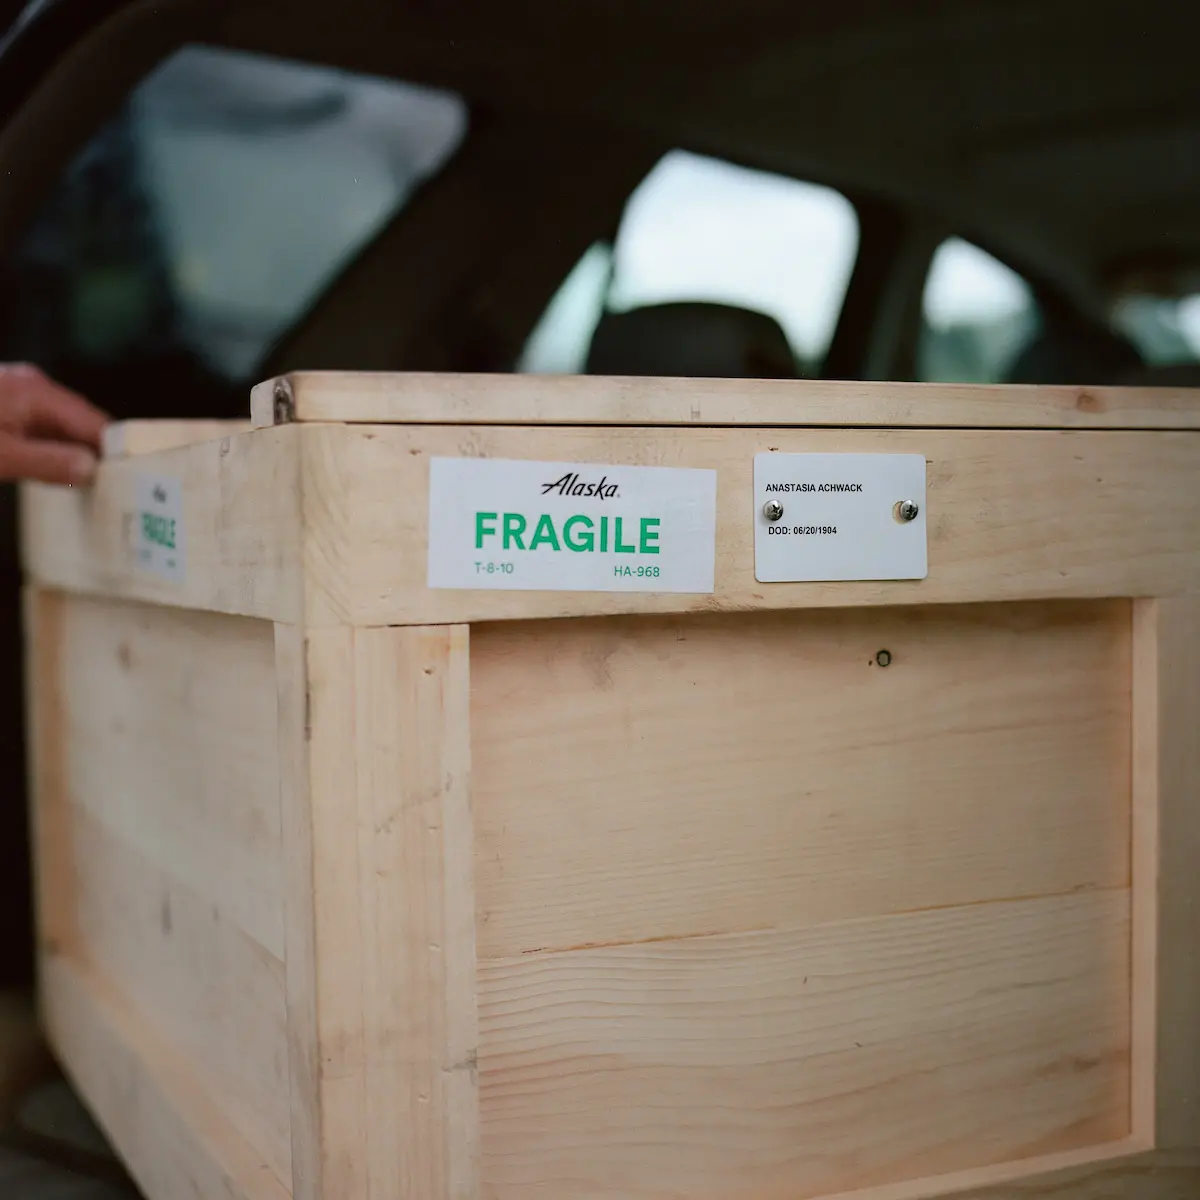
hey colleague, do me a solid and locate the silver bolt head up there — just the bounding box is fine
[895,500,920,523]
[762,499,785,522]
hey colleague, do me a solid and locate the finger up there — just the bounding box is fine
[0,434,98,487]
[0,364,110,448]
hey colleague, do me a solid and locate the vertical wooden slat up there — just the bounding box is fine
[354,624,478,1200]
[277,621,478,1199]
[22,586,74,963]
[1131,597,1200,1149]
[275,622,364,1200]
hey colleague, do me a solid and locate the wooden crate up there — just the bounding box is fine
[18,372,1200,1200]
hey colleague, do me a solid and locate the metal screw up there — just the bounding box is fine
[875,649,892,667]
[894,499,920,523]
[762,499,785,522]
[273,379,294,425]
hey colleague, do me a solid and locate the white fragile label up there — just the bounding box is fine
[754,452,927,582]
[427,457,717,592]
[132,474,185,583]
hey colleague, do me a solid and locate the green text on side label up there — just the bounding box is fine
[475,511,661,555]
[140,511,177,550]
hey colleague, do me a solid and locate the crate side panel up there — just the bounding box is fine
[477,890,1131,1199]
[295,424,1200,625]
[55,596,290,1186]
[472,601,1132,957]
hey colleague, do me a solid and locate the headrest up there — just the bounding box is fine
[1117,362,1200,387]
[585,302,799,379]
[1003,325,1144,386]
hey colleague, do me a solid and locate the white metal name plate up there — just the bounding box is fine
[753,452,927,583]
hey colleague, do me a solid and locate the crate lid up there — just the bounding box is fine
[251,371,1200,431]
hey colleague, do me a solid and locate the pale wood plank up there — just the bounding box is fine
[38,594,291,1181]
[57,597,284,958]
[945,1149,1199,1200]
[22,422,1200,624]
[102,419,252,460]
[764,1145,1196,1200]
[477,891,1131,1200]
[69,806,289,1184]
[353,625,479,1200]
[21,587,74,959]
[472,603,1131,958]
[1132,598,1200,1149]
[296,423,1200,626]
[20,424,301,622]
[277,623,479,1199]
[42,954,289,1200]
[274,622,363,1200]
[1132,599,1161,1145]
[250,371,1200,430]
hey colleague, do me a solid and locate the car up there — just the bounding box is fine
[0,0,1197,1191]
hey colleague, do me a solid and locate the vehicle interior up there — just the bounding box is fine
[0,0,1197,1188]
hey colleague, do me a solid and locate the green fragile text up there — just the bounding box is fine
[140,511,176,550]
[476,512,660,554]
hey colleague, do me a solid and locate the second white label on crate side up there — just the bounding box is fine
[753,452,927,582]
[132,474,185,583]
[427,457,718,592]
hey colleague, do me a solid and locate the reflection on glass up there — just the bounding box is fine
[1111,293,1200,366]
[0,44,467,414]
[520,150,859,377]
[918,238,1039,384]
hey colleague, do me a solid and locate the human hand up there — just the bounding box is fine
[0,364,109,486]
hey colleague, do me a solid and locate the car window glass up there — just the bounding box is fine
[519,150,859,376]
[918,238,1039,383]
[0,44,467,412]
[1110,292,1200,365]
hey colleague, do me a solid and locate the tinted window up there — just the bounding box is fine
[0,45,466,415]
[917,238,1039,383]
[520,150,859,377]
[1111,292,1200,366]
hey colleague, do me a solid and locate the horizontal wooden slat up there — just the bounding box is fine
[251,371,1200,430]
[477,890,1131,1200]
[102,419,253,460]
[298,423,1200,625]
[21,422,1200,624]
[42,955,290,1200]
[69,808,290,1184]
[948,1149,1199,1200]
[472,602,1131,957]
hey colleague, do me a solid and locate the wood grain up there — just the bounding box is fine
[22,422,1200,625]
[20,424,301,622]
[472,603,1131,958]
[21,588,74,959]
[274,622,361,1200]
[68,807,289,1184]
[1132,598,1200,1149]
[295,423,1200,626]
[42,954,289,1200]
[947,1149,1200,1199]
[277,623,480,1200]
[250,370,1200,430]
[477,891,1131,1199]
[354,625,479,1200]
[102,419,252,460]
[40,595,290,1182]
[57,597,284,958]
